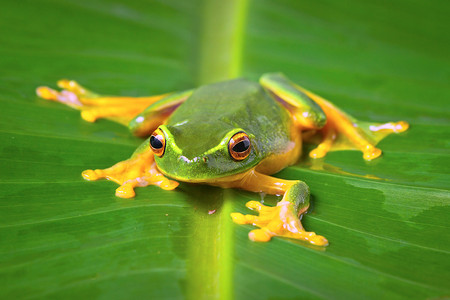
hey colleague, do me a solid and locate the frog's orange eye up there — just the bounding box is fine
[150,128,165,157]
[228,132,251,161]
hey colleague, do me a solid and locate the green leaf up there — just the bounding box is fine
[1,0,449,299]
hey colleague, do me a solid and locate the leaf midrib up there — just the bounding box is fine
[184,1,249,299]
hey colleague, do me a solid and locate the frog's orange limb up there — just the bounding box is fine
[296,86,409,160]
[261,73,409,161]
[36,79,168,126]
[229,170,328,246]
[309,123,337,159]
[82,141,178,198]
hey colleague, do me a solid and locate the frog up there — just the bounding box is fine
[36,73,408,246]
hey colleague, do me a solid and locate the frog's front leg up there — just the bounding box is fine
[83,139,178,198]
[230,171,328,246]
[261,73,409,160]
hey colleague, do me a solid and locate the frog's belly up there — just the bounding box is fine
[255,129,302,175]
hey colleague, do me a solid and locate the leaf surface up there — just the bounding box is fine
[0,0,449,299]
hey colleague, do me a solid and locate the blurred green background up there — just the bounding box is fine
[0,0,449,299]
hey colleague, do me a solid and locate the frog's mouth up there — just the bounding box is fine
[156,161,250,186]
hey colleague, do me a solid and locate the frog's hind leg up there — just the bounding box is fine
[297,86,409,160]
[261,73,409,161]
[36,79,169,126]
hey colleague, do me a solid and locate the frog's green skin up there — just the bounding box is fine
[36,73,408,245]
[151,79,294,181]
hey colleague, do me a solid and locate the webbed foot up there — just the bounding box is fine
[36,79,167,125]
[36,82,85,110]
[82,145,178,198]
[308,119,409,160]
[231,200,328,246]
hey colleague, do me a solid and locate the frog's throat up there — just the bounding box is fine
[158,166,250,188]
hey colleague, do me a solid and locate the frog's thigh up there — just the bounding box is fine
[37,79,169,125]
[260,73,326,130]
[82,139,178,198]
[230,171,328,245]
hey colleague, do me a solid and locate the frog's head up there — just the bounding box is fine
[149,124,261,182]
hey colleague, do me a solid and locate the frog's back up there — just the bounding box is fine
[167,79,292,159]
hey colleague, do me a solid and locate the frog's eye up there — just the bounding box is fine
[228,132,251,161]
[150,128,165,157]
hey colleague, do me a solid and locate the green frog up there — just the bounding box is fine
[36,73,408,246]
